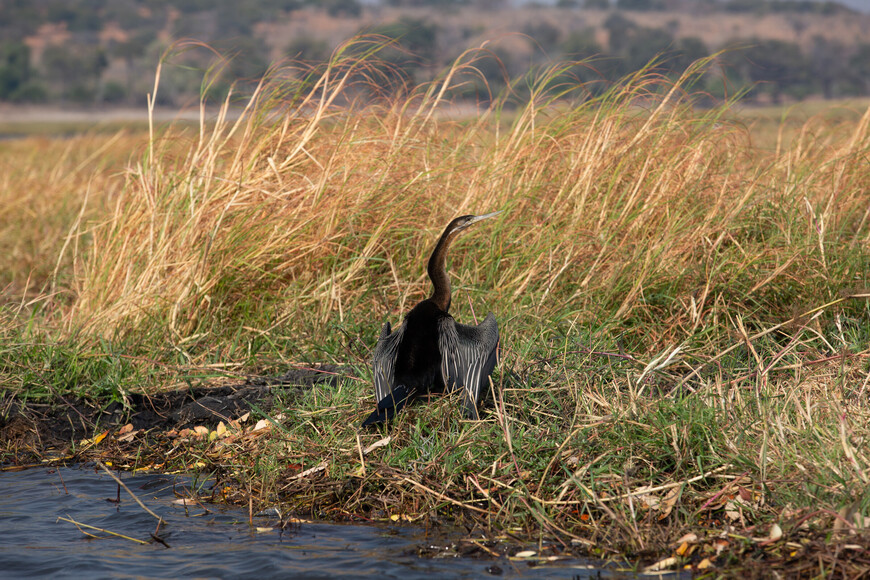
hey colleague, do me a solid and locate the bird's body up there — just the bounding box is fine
[362,213,500,427]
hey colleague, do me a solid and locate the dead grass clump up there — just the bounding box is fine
[59,56,731,343]
[0,132,138,307]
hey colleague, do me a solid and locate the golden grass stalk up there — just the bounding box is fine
[65,46,867,363]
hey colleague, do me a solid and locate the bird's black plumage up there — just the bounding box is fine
[362,212,500,427]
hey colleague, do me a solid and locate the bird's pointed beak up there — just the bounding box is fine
[469,210,502,224]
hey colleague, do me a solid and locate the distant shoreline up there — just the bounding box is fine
[1,97,867,129]
[0,104,221,125]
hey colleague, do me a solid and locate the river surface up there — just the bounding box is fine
[0,465,656,579]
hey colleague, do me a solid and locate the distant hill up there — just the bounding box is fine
[1,0,869,107]
[515,0,866,12]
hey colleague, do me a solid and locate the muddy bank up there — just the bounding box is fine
[0,364,345,465]
[0,364,603,570]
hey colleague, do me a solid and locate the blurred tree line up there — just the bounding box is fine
[0,0,868,106]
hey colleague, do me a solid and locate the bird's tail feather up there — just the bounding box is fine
[361,385,413,427]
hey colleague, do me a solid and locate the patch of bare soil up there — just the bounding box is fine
[0,364,344,466]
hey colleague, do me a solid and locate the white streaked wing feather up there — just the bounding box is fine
[372,322,405,401]
[438,313,499,418]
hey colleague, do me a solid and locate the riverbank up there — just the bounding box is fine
[2,56,869,576]
[0,103,234,138]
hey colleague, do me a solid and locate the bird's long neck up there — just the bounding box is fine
[427,227,458,312]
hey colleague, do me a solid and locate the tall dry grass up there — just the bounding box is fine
[62,48,869,363]
[0,132,137,303]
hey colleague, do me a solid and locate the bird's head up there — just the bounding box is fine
[447,211,502,235]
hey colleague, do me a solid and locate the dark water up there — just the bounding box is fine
[0,466,642,579]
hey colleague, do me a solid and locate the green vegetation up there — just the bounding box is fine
[2,48,869,574]
[1,0,870,107]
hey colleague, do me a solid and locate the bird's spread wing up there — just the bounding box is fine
[438,312,499,419]
[362,321,410,428]
[372,321,405,401]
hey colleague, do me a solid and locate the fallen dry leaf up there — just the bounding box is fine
[658,486,681,519]
[644,556,679,572]
[117,429,140,442]
[282,516,314,524]
[79,430,109,448]
[635,488,660,510]
[675,532,698,545]
[287,461,328,481]
[835,502,866,533]
[768,523,783,541]
[173,498,199,506]
[118,423,134,435]
[363,436,391,455]
[676,542,690,556]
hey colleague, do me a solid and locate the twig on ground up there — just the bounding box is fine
[58,515,150,545]
[97,461,165,535]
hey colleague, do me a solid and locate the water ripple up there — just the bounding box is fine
[0,466,638,579]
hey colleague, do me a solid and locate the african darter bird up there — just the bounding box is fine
[361,212,501,427]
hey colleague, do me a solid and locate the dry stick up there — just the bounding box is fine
[355,432,366,478]
[677,293,870,391]
[56,468,69,494]
[114,353,248,378]
[467,474,503,510]
[96,461,166,536]
[279,461,330,489]
[468,539,502,558]
[696,471,751,513]
[789,508,862,533]
[465,291,478,325]
[58,516,150,545]
[401,477,493,515]
[563,464,737,506]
